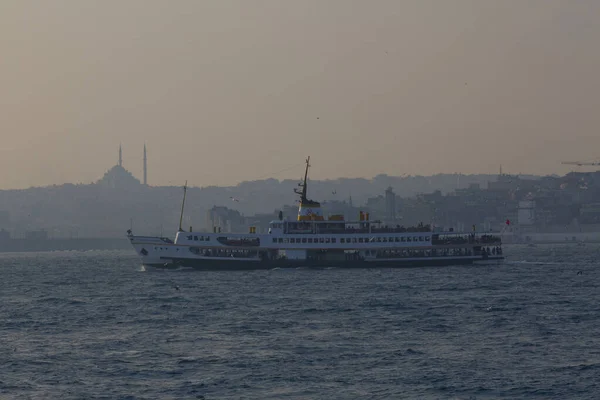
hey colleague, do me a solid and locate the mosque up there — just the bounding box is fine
[97,145,148,189]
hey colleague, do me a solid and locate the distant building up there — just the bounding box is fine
[0,229,10,241]
[385,186,396,221]
[97,165,141,189]
[487,174,520,191]
[365,194,385,220]
[580,203,600,224]
[0,210,9,226]
[96,145,146,189]
[143,144,148,186]
[25,230,48,240]
[205,206,245,233]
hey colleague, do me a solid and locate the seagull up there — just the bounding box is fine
[229,196,240,202]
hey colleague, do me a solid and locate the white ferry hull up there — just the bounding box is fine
[129,235,503,270]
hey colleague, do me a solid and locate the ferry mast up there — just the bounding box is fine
[294,156,311,202]
[294,156,323,221]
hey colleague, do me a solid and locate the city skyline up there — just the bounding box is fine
[6,142,570,190]
[2,0,599,189]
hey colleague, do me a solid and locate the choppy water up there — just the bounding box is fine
[1,244,600,399]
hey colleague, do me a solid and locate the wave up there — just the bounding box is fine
[508,260,564,265]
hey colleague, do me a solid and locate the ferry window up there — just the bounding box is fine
[332,238,336,243]
[291,238,296,243]
[425,236,430,241]
[278,238,283,243]
[194,236,198,241]
[340,238,345,243]
[302,238,307,243]
[272,238,277,243]
[308,238,313,243]
[389,237,393,242]
[284,238,289,243]
[419,236,423,241]
[407,237,412,242]
[395,237,400,242]
[401,237,406,242]
[187,235,192,240]
[383,237,388,243]
[359,238,363,243]
[377,237,381,242]
[320,238,325,243]
[326,238,331,243]
[352,238,357,243]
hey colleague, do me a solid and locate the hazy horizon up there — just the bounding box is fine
[2,0,599,190]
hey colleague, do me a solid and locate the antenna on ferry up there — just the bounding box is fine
[178,181,188,232]
[294,156,310,201]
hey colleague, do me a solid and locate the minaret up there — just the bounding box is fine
[119,144,123,167]
[143,144,147,185]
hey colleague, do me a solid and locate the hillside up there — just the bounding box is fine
[0,166,508,237]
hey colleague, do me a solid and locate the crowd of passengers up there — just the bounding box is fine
[376,248,473,258]
[189,247,258,258]
[287,222,433,234]
[375,246,502,258]
[432,233,501,245]
[347,223,432,233]
[483,246,503,256]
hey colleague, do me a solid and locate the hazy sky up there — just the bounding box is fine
[1,0,599,189]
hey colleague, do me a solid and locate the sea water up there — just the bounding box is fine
[1,244,599,399]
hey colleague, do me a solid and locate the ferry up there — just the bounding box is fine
[128,158,504,269]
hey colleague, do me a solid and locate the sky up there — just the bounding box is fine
[1,0,599,189]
